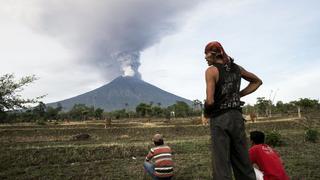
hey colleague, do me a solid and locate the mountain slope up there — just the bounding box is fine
[48,76,192,111]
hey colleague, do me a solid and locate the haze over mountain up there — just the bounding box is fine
[48,76,192,111]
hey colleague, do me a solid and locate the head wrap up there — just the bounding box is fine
[204,41,230,63]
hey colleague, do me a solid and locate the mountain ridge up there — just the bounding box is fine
[48,76,192,111]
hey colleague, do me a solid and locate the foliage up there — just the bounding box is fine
[94,108,104,120]
[275,101,295,114]
[0,74,44,114]
[291,98,319,112]
[36,119,46,125]
[46,105,62,120]
[2,96,319,123]
[265,130,282,147]
[305,129,318,143]
[192,99,203,111]
[109,109,127,119]
[135,103,152,117]
[69,104,95,120]
[167,101,191,117]
[243,104,255,114]
[33,102,47,119]
[255,97,271,117]
[151,106,163,117]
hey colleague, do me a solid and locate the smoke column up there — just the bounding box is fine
[31,0,202,80]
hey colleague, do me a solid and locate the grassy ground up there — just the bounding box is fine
[0,117,319,179]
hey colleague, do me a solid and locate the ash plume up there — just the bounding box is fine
[32,0,202,80]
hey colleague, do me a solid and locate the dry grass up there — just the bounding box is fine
[0,116,319,179]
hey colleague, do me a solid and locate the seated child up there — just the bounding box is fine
[144,134,174,180]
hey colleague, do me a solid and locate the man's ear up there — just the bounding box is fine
[250,140,255,145]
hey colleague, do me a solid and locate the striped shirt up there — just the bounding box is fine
[145,145,174,178]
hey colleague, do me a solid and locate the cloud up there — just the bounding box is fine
[27,0,203,80]
[140,0,320,104]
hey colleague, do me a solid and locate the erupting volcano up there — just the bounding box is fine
[48,76,192,111]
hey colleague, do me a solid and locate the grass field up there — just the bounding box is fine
[0,116,319,179]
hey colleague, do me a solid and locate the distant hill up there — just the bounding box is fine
[48,76,192,111]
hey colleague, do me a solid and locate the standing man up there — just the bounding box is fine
[203,41,262,179]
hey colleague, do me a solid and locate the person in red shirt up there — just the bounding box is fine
[249,131,290,180]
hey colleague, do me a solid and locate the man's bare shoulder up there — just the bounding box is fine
[205,66,219,75]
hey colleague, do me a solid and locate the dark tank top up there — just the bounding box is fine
[211,60,242,117]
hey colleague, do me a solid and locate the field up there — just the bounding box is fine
[0,115,319,180]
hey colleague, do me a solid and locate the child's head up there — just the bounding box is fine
[250,131,265,145]
[153,133,164,146]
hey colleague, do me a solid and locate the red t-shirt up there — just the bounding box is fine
[249,144,289,180]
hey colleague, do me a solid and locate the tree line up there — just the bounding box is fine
[1,101,200,123]
[1,73,319,123]
[243,97,320,117]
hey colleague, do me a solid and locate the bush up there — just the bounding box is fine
[36,119,47,125]
[266,130,282,147]
[305,129,318,143]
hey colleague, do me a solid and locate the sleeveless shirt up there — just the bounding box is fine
[211,60,242,117]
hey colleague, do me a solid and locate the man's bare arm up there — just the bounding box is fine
[239,66,262,97]
[205,66,218,105]
[204,66,218,118]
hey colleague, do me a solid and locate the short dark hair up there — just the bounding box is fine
[250,131,265,144]
[154,139,164,146]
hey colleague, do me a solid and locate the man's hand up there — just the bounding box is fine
[204,101,214,118]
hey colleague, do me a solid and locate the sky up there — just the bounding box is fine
[1,0,320,106]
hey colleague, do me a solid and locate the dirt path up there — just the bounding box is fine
[246,117,301,124]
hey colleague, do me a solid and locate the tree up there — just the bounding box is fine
[109,109,127,119]
[136,103,152,117]
[192,99,202,111]
[255,97,271,117]
[243,104,255,115]
[94,108,104,120]
[151,106,163,117]
[69,104,91,120]
[294,98,319,111]
[167,101,191,117]
[0,74,44,121]
[33,102,47,119]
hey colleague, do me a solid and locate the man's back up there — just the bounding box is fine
[249,144,289,180]
[146,145,174,178]
[211,61,242,116]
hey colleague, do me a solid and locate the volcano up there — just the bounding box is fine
[48,76,192,111]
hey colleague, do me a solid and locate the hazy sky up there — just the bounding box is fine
[1,0,320,105]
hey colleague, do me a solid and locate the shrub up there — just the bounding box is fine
[36,119,46,125]
[266,130,282,147]
[305,129,318,143]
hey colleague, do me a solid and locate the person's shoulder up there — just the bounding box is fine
[160,145,171,149]
[206,66,219,75]
[250,144,262,151]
